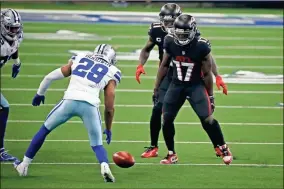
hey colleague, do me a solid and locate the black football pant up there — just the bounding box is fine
[149,75,171,147]
[162,82,226,152]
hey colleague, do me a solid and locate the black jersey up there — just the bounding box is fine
[163,35,211,85]
[148,22,168,62]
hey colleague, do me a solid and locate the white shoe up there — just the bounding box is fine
[14,161,29,176]
[100,162,115,182]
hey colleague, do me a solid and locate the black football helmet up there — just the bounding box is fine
[159,3,182,33]
[173,14,197,45]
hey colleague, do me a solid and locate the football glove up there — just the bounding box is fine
[135,64,146,84]
[152,94,159,106]
[209,95,215,113]
[216,75,227,95]
[152,87,159,105]
[32,94,45,106]
[12,63,21,78]
[103,129,112,145]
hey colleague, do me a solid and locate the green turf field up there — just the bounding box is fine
[1,12,284,189]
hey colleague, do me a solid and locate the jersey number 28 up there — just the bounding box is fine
[73,58,109,83]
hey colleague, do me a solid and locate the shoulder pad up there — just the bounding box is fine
[198,37,211,47]
[148,22,163,37]
[151,22,162,28]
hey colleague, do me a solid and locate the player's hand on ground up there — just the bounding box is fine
[12,63,21,78]
[209,96,215,113]
[32,94,45,106]
[103,129,112,144]
[216,75,228,95]
[135,64,146,84]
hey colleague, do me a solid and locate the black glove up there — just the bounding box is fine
[209,95,215,113]
[152,88,159,105]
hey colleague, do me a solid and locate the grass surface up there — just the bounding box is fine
[1,15,284,189]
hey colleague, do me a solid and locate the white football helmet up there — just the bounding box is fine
[1,9,23,41]
[94,44,117,65]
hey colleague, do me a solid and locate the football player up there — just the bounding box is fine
[154,14,233,165]
[0,9,23,162]
[136,4,227,158]
[14,44,121,182]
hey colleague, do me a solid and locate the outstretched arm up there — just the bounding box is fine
[103,80,116,144]
[32,60,72,106]
[37,61,72,95]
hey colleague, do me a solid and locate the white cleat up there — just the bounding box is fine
[14,161,29,176]
[101,162,115,183]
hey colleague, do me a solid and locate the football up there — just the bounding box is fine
[112,151,135,168]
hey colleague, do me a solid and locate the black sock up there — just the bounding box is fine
[149,103,162,147]
[162,112,175,152]
[201,119,225,148]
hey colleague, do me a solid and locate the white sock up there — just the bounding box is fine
[23,156,33,165]
[168,151,174,155]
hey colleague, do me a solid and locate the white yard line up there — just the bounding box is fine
[2,88,283,94]
[9,103,283,109]
[8,120,283,126]
[22,43,283,50]
[2,162,283,167]
[5,139,283,145]
[18,53,284,59]
[3,63,283,69]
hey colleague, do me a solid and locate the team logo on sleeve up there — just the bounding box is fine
[156,38,161,42]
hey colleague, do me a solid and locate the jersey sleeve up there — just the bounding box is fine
[198,38,211,59]
[109,66,122,85]
[148,23,154,39]
[163,34,173,56]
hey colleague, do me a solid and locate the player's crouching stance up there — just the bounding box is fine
[14,44,121,182]
[0,9,23,161]
[154,14,233,165]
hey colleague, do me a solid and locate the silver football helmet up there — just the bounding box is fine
[94,44,117,65]
[1,9,23,41]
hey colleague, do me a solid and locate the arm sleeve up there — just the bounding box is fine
[199,39,211,59]
[37,68,65,95]
[163,35,172,56]
[113,70,122,85]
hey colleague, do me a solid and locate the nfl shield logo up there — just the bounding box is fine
[182,51,185,55]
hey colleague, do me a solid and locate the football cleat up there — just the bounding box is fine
[141,146,158,158]
[14,160,29,176]
[0,149,17,162]
[215,144,233,165]
[101,162,115,183]
[160,153,178,164]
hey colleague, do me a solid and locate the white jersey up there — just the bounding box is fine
[0,32,23,66]
[63,53,121,106]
